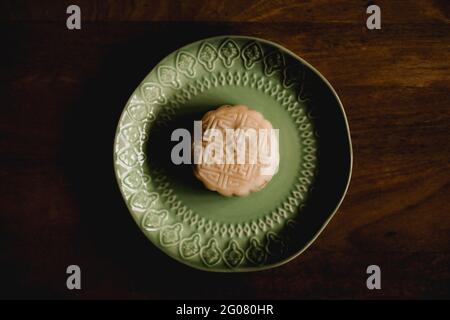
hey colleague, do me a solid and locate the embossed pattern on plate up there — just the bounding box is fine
[113,36,352,272]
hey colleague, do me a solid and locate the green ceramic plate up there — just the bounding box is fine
[113,36,352,272]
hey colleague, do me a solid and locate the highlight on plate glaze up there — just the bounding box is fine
[114,37,325,271]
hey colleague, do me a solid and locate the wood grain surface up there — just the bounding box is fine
[0,0,449,299]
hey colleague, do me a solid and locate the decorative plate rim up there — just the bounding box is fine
[113,35,353,272]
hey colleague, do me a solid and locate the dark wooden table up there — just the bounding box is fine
[1,0,449,299]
